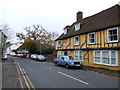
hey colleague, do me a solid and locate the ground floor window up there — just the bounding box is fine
[74,50,83,61]
[94,50,118,66]
[58,51,64,58]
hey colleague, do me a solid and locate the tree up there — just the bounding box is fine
[0,23,14,40]
[16,24,58,54]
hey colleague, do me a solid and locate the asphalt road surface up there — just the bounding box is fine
[13,57,119,88]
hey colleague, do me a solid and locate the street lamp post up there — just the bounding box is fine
[40,40,41,55]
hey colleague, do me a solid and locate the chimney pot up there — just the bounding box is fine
[76,11,83,22]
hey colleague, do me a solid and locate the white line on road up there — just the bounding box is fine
[58,71,88,85]
[49,68,52,69]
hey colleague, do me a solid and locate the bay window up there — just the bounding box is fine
[94,50,118,66]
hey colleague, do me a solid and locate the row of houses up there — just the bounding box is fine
[55,4,120,71]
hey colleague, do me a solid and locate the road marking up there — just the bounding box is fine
[22,69,31,90]
[58,71,88,85]
[22,69,36,90]
[14,60,24,88]
[16,61,35,89]
[49,68,52,69]
[16,61,30,89]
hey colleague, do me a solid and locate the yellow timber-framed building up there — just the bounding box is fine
[55,4,120,71]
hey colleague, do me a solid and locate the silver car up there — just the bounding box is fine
[36,55,46,61]
[31,54,37,60]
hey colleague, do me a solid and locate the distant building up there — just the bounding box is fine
[7,41,23,55]
[0,30,7,59]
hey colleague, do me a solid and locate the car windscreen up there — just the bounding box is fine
[38,55,45,58]
[63,56,70,60]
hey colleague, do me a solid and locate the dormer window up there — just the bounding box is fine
[75,23,80,31]
[64,29,67,34]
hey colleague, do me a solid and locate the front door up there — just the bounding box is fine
[64,51,67,55]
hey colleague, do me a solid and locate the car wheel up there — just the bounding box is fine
[56,62,59,66]
[55,62,57,65]
[65,64,69,69]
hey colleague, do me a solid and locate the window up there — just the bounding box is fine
[94,51,101,63]
[111,51,116,64]
[64,29,67,34]
[94,50,118,66]
[74,36,79,45]
[58,40,61,47]
[107,27,118,42]
[88,32,96,44]
[75,23,80,31]
[102,51,109,64]
[74,50,83,61]
[58,51,64,58]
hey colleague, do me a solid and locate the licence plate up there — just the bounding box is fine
[76,65,80,66]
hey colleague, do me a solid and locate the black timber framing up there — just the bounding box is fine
[56,46,120,51]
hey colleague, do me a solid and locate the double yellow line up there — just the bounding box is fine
[15,60,35,90]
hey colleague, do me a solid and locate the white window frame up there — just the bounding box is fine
[94,50,118,66]
[74,50,83,61]
[94,50,101,63]
[57,51,64,58]
[107,27,118,43]
[88,32,96,44]
[64,29,67,34]
[74,36,79,45]
[75,23,80,31]
[58,40,61,47]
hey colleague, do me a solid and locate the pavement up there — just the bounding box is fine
[2,56,21,89]
[0,59,2,90]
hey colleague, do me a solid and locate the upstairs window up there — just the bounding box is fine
[107,27,118,42]
[74,36,79,45]
[75,23,80,31]
[58,40,61,47]
[88,32,96,44]
[64,29,67,34]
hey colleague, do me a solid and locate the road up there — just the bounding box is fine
[13,57,119,88]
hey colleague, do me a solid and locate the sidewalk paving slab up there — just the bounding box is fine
[2,56,21,89]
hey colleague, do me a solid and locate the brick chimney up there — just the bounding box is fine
[76,11,83,22]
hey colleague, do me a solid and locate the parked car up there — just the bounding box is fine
[16,54,27,58]
[11,52,16,57]
[31,54,37,60]
[2,54,7,60]
[54,55,82,69]
[11,53,16,57]
[36,55,46,61]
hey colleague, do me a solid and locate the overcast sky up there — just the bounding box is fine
[0,0,120,41]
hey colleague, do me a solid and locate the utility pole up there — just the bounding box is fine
[40,40,41,55]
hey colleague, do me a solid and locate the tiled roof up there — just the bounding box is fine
[56,4,120,40]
